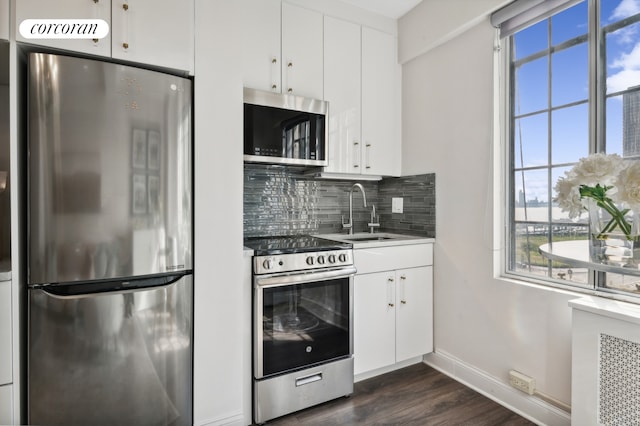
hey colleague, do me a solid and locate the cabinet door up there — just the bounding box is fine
[354,272,395,375]
[0,281,10,386]
[0,0,8,41]
[15,0,111,57]
[281,3,323,99]
[239,0,281,93]
[111,0,194,73]
[362,27,400,177]
[323,16,361,174]
[396,266,433,362]
[0,384,11,426]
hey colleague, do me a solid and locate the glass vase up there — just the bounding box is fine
[587,199,640,266]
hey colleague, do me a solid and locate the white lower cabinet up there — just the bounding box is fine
[353,244,433,376]
[0,384,11,425]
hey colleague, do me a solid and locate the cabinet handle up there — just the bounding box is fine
[92,38,99,43]
[388,278,394,282]
[388,303,395,307]
[122,3,129,10]
[400,275,406,304]
[123,42,129,49]
[93,0,99,3]
[270,57,278,91]
[288,61,293,68]
[365,143,372,169]
[287,88,293,93]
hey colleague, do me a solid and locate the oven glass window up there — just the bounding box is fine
[261,277,349,377]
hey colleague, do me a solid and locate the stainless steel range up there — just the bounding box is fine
[244,235,356,424]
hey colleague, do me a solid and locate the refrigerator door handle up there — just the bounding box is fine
[33,272,191,298]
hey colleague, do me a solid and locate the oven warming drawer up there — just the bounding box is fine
[254,357,353,424]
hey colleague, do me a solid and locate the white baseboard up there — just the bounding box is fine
[196,412,245,426]
[424,351,571,426]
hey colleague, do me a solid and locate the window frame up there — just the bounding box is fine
[501,0,640,301]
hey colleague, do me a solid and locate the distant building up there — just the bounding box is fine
[623,86,640,157]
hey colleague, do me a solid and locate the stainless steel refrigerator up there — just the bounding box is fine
[26,52,193,426]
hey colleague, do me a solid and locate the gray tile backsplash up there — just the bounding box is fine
[244,164,435,238]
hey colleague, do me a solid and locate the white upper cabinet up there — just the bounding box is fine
[323,23,400,177]
[0,0,9,41]
[240,0,282,93]
[281,2,323,99]
[15,0,194,73]
[361,27,400,177]
[240,1,322,98]
[323,16,361,175]
[15,0,112,57]
[111,0,194,73]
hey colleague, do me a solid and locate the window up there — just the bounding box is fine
[503,0,640,296]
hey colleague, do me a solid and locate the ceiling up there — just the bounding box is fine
[338,0,423,19]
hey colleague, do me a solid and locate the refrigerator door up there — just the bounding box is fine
[28,52,192,285]
[28,274,193,426]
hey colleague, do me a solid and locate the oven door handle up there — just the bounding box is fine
[255,266,357,288]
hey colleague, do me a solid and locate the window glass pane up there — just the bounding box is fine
[605,21,640,95]
[551,166,588,222]
[514,20,548,60]
[514,169,548,221]
[622,87,640,158]
[513,223,550,277]
[552,104,589,163]
[606,95,624,155]
[514,57,549,115]
[600,271,640,294]
[550,222,589,285]
[551,1,588,46]
[552,43,589,106]
[601,0,640,26]
[514,113,548,168]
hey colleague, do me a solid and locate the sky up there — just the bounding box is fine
[513,0,640,205]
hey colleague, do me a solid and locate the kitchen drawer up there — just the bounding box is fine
[354,243,432,275]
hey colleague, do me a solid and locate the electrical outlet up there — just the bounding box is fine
[509,370,535,395]
[391,197,403,213]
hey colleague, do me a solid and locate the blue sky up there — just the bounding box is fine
[513,0,640,204]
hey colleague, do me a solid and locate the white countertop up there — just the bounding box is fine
[318,232,434,249]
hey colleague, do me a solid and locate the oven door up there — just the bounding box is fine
[254,266,355,379]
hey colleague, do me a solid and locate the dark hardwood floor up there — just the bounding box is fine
[263,363,536,425]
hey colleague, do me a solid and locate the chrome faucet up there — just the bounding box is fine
[342,183,367,234]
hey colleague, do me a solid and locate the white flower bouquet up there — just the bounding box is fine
[555,153,640,241]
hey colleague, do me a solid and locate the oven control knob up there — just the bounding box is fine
[328,254,336,264]
[306,256,314,265]
[317,255,325,264]
[338,253,347,263]
[263,258,274,270]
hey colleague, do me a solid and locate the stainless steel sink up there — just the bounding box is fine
[342,236,393,242]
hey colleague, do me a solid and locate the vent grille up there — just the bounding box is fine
[599,333,640,425]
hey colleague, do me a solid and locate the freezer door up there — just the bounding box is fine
[28,275,193,426]
[28,52,192,285]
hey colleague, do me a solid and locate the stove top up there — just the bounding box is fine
[244,235,351,256]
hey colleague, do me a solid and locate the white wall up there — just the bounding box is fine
[400,5,580,423]
[397,0,510,64]
[193,1,245,425]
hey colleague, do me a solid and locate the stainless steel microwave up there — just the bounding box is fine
[243,88,328,167]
